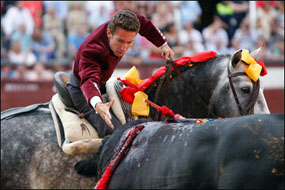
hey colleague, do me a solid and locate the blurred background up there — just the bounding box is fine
[1,1,284,113]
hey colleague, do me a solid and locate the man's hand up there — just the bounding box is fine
[161,43,175,60]
[95,99,115,129]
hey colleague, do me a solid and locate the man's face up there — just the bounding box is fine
[107,27,136,57]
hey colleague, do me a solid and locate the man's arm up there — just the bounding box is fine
[78,42,116,129]
[79,57,116,129]
[81,69,115,129]
[78,48,103,105]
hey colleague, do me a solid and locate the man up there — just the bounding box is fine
[67,10,174,138]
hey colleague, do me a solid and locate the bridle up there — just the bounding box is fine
[227,58,260,116]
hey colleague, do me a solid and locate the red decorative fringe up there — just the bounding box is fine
[95,125,145,189]
[95,164,112,189]
[188,51,217,63]
[120,87,138,103]
[174,56,192,66]
[159,105,175,118]
[257,59,267,76]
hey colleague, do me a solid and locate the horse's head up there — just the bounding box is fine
[225,47,270,116]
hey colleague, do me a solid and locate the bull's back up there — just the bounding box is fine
[217,113,284,189]
[107,114,284,189]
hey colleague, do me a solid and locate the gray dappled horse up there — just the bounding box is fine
[1,49,270,189]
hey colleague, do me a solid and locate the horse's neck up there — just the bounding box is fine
[147,55,230,118]
[187,55,230,99]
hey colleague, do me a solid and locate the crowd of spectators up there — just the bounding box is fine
[1,1,284,81]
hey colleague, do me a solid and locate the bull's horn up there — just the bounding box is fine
[62,138,103,155]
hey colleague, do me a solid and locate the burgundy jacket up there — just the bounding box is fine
[73,14,167,105]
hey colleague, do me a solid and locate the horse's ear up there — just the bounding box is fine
[231,49,242,68]
[250,46,263,60]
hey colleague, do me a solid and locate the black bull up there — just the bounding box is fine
[76,113,284,189]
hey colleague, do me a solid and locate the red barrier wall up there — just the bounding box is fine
[1,80,55,111]
[264,89,284,113]
[1,80,284,113]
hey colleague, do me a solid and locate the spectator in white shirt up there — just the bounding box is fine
[232,17,257,52]
[85,1,114,17]
[256,1,277,41]
[2,1,34,36]
[2,1,34,50]
[178,21,204,52]
[176,1,202,27]
[6,40,36,80]
[8,40,36,66]
[202,16,229,52]
[182,39,204,57]
[88,5,110,31]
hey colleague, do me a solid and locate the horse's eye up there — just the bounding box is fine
[241,87,251,94]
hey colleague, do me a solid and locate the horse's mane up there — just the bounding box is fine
[145,54,230,92]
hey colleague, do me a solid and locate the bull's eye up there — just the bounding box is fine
[241,87,251,94]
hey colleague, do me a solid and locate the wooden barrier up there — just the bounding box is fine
[264,89,284,113]
[1,80,55,111]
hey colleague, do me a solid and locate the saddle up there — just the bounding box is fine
[50,72,134,154]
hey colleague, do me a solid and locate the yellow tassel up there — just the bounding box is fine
[241,49,256,65]
[241,49,262,82]
[123,66,142,86]
[244,63,262,82]
[131,91,149,116]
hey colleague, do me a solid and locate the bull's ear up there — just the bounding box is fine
[231,49,242,68]
[250,46,263,60]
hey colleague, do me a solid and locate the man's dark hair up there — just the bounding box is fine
[107,10,140,34]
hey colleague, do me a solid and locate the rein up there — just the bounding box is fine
[154,59,217,120]
[227,59,260,116]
